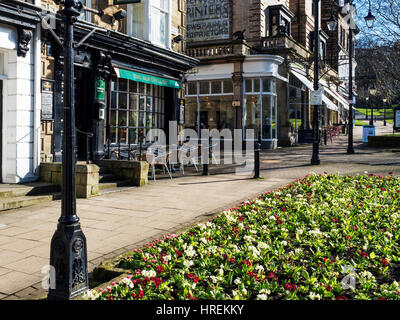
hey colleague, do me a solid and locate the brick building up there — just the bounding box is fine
[185,0,354,148]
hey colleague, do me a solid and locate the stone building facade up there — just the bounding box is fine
[40,0,197,164]
[0,0,41,183]
[185,0,353,148]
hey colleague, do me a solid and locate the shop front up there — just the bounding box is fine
[185,55,285,149]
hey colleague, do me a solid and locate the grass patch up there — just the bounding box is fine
[85,173,400,300]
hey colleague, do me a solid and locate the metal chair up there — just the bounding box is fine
[145,148,172,181]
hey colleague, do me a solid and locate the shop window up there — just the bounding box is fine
[266,5,294,37]
[127,0,170,48]
[223,80,233,93]
[184,79,234,133]
[199,81,210,95]
[244,78,277,141]
[110,78,165,144]
[187,81,197,95]
[211,81,222,94]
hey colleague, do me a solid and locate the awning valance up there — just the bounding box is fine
[114,67,181,89]
[290,70,339,112]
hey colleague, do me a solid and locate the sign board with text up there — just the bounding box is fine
[310,88,323,105]
[394,107,400,130]
[187,0,231,43]
[362,125,375,142]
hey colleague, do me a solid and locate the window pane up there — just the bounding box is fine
[129,94,138,110]
[119,111,127,126]
[111,91,117,109]
[199,81,209,94]
[146,96,153,112]
[119,93,128,109]
[188,81,197,95]
[245,79,252,92]
[129,3,145,39]
[139,96,145,110]
[254,79,260,92]
[110,127,117,143]
[244,95,260,139]
[129,128,137,144]
[129,80,138,93]
[223,80,233,93]
[118,79,127,92]
[146,113,152,128]
[139,112,145,127]
[129,111,138,127]
[119,128,127,144]
[262,79,272,92]
[139,82,145,94]
[211,81,222,94]
[262,95,272,139]
[151,7,166,46]
[111,110,117,126]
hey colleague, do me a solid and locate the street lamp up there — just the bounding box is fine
[364,0,376,29]
[365,97,369,120]
[369,85,377,125]
[47,0,125,300]
[347,0,374,154]
[383,98,387,126]
[310,0,343,164]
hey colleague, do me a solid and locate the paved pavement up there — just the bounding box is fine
[0,121,398,300]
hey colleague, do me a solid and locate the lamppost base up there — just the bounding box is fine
[47,222,89,300]
[347,148,355,154]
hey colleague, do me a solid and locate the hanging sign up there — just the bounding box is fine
[310,88,324,105]
[95,78,105,101]
[41,79,54,120]
[114,67,181,89]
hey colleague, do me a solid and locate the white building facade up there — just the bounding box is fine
[0,0,41,183]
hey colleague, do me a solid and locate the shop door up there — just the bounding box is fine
[0,80,2,182]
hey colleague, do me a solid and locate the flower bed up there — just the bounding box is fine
[85,173,400,300]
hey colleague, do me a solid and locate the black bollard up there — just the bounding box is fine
[324,128,327,145]
[254,136,261,179]
[202,136,211,176]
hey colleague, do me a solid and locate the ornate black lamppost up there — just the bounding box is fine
[369,85,377,126]
[48,0,87,300]
[311,0,321,165]
[383,98,387,126]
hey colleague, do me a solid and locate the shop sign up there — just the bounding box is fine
[115,68,181,89]
[394,107,400,129]
[187,0,231,42]
[95,78,105,101]
[41,79,54,120]
[232,100,240,107]
[178,99,185,125]
[310,88,323,105]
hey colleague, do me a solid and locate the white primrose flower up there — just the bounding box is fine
[258,242,268,250]
[309,292,321,300]
[83,289,101,300]
[234,278,241,285]
[256,294,268,300]
[210,276,218,283]
[183,260,194,268]
[281,240,287,246]
[255,265,264,273]
[141,269,157,278]
[164,254,171,262]
[184,245,197,258]
[121,277,134,289]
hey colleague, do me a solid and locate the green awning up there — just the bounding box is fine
[114,67,181,89]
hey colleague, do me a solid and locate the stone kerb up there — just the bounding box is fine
[97,160,149,186]
[39,162,99,198]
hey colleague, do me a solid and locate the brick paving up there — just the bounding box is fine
[0,121,398,300]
